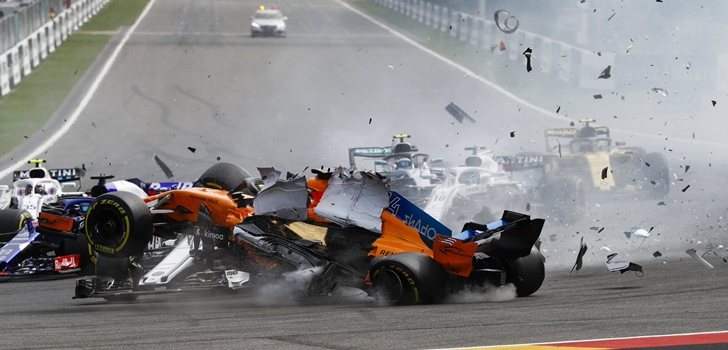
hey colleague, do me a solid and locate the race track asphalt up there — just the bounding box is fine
[0,0,726,348]
[0,258,725,349]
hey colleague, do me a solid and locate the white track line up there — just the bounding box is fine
[0,0,158,179]
[334,0,727,147]
[429,329,728,349]
[332,0,568,123]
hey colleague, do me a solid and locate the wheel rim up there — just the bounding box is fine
[373,268,404,303]
[91,208,124,246]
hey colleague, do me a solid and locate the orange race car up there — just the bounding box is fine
[75,163,545,305]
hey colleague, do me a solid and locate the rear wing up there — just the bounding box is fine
[544,126,610,138]
[494,155,545,172]
[544,128,578,137]
[544,126,610,153]
[12,168,84,182]
[348,147,391,169]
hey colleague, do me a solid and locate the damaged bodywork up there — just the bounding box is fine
[74,163,546,305]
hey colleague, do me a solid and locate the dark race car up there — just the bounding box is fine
[74,164,546,305]
[0,175,202,279]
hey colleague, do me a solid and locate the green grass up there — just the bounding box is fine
[0,0,150,155]
[80,0,150,32]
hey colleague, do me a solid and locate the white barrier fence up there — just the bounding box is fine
[371,0,614,90]
[0,0,109,98]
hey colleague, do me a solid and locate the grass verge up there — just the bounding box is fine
[0,0,150,155]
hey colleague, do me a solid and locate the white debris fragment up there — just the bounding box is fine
[651,87,668,96]
[685,248,714,269]
[624,227,650,239]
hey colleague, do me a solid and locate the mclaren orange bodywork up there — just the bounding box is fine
[144,188,253,228]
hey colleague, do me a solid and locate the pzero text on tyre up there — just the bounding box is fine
[85,192,152,258]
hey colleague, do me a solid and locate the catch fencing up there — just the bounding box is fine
[0,0,109,98]
[370,0,614,90]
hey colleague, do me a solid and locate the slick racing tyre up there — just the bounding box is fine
[0,208,32,234]
[542,176,585,225]
[370,253,446,305]
[196,162,251,192]
[507,246,545,297]
[642,153,670,199]
[86,192,152,258]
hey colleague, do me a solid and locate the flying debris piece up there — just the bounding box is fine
[601,167,608,180]
[216,156,221,161]
[657,201,666,206]
[651,87,668,96]
[498,40,506,51]
[685,248,714,269]
[593,94,603,99]
[556,106,561,113]
[681,185,690,192]
[494,10,519,34]
[624,227,650,239]
[607,261,644,275]
[368,118,372,124]
[557,141,562,157]
[522,48,533,72]
[684,165,690,173]
[510,131,516,138]
[570,237,588,273]
[600,246,611,252]
[653,250,662,257]
[598,65,612,79]
[605,253,643,275]
[711,100,717,107]
[153,155,174,179]
[598,227,605,233]
[445,102,476,123]
[607,12,616,21]
[187,147,197,153]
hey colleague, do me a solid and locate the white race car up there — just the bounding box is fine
[0,159,86,218]
[424,147,526,231]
